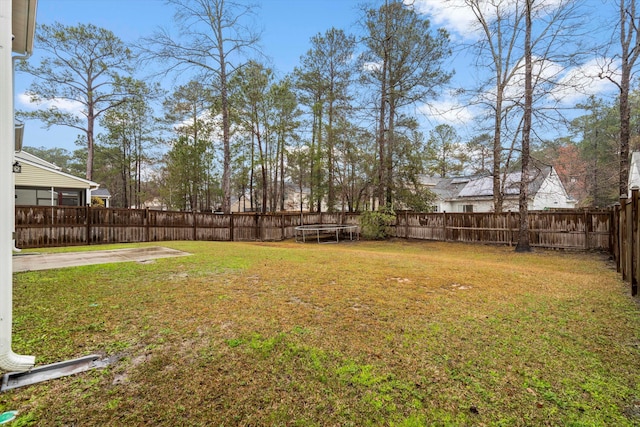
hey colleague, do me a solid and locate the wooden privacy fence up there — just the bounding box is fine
[15,205,611,252]
[613,188,640,296]
[395,210,611,250]
[14,206,360,248]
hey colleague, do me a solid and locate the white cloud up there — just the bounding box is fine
[18,92,85,116]
[411,0,480,37]
[16,93,32,107]
[362,61,382,73]
[549,58,618,105]
[411,0,581,40]
[471,55,617,107]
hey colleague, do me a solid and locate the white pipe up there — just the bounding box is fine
[0,0,35,372]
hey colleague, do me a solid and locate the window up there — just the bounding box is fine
[15,187,85,206]
[60,190,81,206]
[463,204,474,213]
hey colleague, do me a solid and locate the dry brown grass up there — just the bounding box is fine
[2,240,640,426]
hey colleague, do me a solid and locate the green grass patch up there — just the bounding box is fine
[2,240,640,426]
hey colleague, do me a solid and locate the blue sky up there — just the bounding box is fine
[16,0,619,153]
[16,0,366,151]
[31,0,363,75]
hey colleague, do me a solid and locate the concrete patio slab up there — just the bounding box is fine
[13,246,190,272]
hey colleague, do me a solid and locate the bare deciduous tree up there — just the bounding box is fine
[139,0,261,213]
[609,0,640,195]
[516,0,533,253]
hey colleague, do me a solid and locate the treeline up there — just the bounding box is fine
[17,0,640,212]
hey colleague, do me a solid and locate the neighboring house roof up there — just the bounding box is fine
[422,163,570,204]
[458,166,550,199]
[91,188,111,198]
[15,151,99,190]
[431,176,473,200]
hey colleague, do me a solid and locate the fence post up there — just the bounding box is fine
[230,213,234,242]
[86,205,91,245]
[619,203,623,272]
[584,210,589,250]
[611,205,618,259]
[405,211,409,238]
[443,211,447,242]
[193,211,197,241]
[620,195,629,281]
[633,188,639,296]
[281,213,285,240]
[255,213,260,241]
[145,208,150,243]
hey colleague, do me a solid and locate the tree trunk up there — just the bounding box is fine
[493,91,504,213]
[618,0,637,197]
[250,125,256,212]
[386,95,396,206]
[256,129,267,214]
[516,0,533,253]
[620,57,631,197]
[279,130,285,212]
[86,112,94,182]
[327,94,335,212]
[377,71,387,208]
[215,4,232,213]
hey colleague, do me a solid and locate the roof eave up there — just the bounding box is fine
[18,157,100,189]
[12,0,38,55]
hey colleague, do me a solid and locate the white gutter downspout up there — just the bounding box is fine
[0,0,36,372]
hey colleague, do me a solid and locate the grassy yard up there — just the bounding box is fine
[2,240,640,426]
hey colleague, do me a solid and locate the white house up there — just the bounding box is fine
[628,152,640,195]
[426,165,577,213]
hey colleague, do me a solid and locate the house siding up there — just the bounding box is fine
[531,169,574,210]
[15,163,92,189]
[629,152,640,194]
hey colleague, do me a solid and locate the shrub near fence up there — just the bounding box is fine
[15,206,610,252]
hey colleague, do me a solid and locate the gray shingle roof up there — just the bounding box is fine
[91,188,111,197]
[426,164,552,200]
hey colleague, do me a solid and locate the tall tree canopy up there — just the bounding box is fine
[294,28,357,212]
[361,0,452,207]
[18,1,633,213]
[139,0,261,213]
[18,22,133,181]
